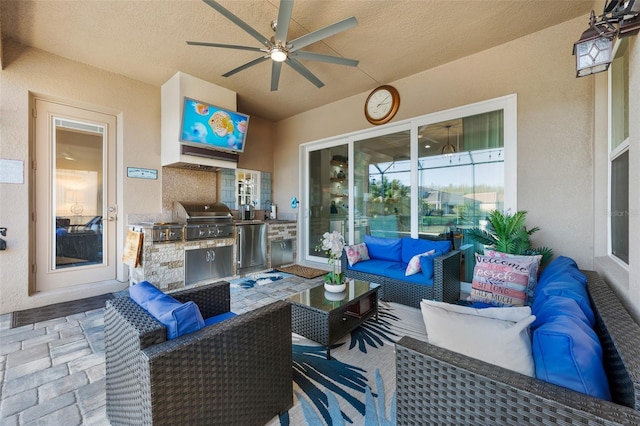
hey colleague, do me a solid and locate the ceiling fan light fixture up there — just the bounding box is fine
[270,46,288,62]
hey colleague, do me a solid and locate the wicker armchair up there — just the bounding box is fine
[341,249,460,307]
[104,281,292,426]
[395,271,640,425]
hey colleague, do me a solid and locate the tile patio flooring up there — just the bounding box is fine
[0,275,322,425]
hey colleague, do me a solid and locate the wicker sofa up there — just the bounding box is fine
[395,271,640,425]
[341,237,461,307]
[104,281,292,426]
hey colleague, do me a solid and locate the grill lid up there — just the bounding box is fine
[173,201,232,223]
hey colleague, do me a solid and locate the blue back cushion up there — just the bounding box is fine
[532,280,595,326]
[129,281,205,340]
[400,237,451,264]
[533,316,611,400]
[419,250,443,280]
[364,235,402,262]
[536,256,587,296]
[530,295,594,330]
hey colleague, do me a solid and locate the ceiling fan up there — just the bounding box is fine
[187,0,359,91]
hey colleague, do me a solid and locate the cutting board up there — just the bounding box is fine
[122,230,143,267]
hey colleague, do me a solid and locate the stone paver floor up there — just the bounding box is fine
[0,274,321,425]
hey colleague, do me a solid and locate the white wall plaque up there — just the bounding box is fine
[127,167,158,180]
[0,159,24,184]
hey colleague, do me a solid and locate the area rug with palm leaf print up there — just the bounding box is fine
[266,300,427,426]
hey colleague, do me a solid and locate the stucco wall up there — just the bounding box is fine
[0,39,275,314]
[272,16,640,318]
[273,17,595,269]
[0,40,162,313]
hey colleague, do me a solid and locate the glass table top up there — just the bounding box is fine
[286,280,380,313]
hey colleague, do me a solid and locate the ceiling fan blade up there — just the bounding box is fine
[285,58,324,88]
[186,41,264,53]
[289,16,357,52]
[274,0,294,43]
[202,0,271,47]
[271,62,283,91]
[290,51,359,67]
[222,56,269,78]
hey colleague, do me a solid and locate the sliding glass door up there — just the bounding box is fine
[301,95,516,270]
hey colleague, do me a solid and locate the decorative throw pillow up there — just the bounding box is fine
[484,250,542,303]
[420,299,535,376]
[345,242,370,266]
[405,249,436,276]
[469,254,532,307]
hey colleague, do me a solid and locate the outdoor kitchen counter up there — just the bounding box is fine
[232,219,297,224]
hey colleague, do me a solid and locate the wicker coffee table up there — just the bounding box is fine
[287,280,380,359]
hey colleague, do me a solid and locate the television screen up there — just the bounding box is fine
[180,97,250,153]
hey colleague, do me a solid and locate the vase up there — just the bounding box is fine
[324,282,346,293]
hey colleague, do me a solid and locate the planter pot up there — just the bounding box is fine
[324,282,346,293]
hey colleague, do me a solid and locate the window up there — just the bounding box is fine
[609,38,629,264]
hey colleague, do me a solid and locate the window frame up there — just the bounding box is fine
[607,37,630,267]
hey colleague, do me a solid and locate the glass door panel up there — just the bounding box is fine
[54,120,104,269]
[418,112,504,280]
[307,145,349,261]
[354,130,411,241]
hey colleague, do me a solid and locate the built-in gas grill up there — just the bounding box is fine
[173,201,235,241]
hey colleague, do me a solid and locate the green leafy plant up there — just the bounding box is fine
[466,210,553,266]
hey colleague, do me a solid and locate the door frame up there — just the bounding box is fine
[29,95,126,295]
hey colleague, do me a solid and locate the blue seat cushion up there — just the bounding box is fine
[530,295,594,330]
[400,237,450,264]
[532,281,595,326]
[348,258,399,274]
[383,262,434,286]
[533,316,611,400]
[203,311,237,327]
[364,235,402,262]
[348,257,434,285]
[129,281,205,340]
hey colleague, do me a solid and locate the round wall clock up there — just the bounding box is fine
[364,85,400,125]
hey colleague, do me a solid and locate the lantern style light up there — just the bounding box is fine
[573,12,616,77]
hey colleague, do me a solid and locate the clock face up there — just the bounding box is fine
[365,85,400,125]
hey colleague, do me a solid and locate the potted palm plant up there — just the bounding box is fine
[466,210,553,266]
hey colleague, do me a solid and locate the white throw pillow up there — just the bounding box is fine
[420,299,536,376]
[405,249,436,276]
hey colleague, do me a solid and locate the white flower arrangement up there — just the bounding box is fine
[316,231,345,285]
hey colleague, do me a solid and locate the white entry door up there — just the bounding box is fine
[34,99,117,292]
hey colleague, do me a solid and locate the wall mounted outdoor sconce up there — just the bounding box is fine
[573,0,640,77]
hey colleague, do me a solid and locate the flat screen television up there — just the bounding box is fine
[180,97,250,154]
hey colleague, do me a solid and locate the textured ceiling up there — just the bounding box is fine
[0,0,595,121]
